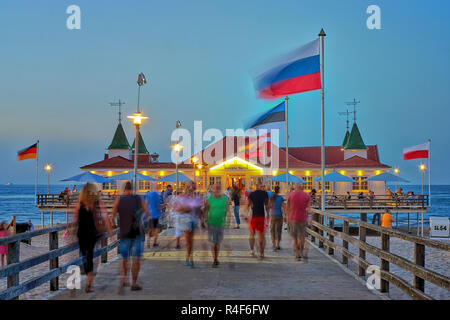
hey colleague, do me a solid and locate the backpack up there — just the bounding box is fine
[130,195,150,237]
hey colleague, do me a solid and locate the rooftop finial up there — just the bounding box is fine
[109,99,126,123]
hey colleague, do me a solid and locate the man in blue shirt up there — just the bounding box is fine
[269,186,285,251]
[145,190,163,248]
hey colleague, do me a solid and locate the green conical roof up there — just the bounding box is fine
[131,131,149,154]
[342,130,350,147]
[344,123,367,150]
[107,123,131,150]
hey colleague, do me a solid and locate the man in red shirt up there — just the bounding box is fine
[287,183,311,261]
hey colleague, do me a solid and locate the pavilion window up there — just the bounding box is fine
[209,176,222,186]
[317,181,331,191]
[302,177,313,191]
[352,176,368,191]
[102,181,117,191]
[138,180,151,191]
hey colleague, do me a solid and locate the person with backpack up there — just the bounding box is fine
[268,186,285,251]
[72,182,112,293]
[112,181,148,292]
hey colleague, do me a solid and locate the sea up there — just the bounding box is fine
[0,184,449,228]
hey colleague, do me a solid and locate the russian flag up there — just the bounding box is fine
[403,143,429,160]
[254,39,321,99]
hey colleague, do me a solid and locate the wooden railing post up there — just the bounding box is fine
[318,214,324,248]
[414,243,425,292]
[358,213,367,276]
[380,232,390,293]
[7,240,20,300]
[328,217,334,255]
[342,220,349,265]
[101,236,108,263]
[310,212,318,244]
[49,231,59,291]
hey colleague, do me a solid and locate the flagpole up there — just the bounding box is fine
[428,139,431,207]
[319,28,326,211]
[270,131,273,191]
[35,140,39,206]
[285,96,289,194]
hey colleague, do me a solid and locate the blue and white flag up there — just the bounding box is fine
[246,100,286,131]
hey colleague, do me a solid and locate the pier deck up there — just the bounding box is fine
[49,226,382,300]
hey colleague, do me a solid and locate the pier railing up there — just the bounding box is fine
[37,193,429,211]
[0,225,119,300]
[307,208,449,300]
[36,193,116,209]
[311,194,429,210]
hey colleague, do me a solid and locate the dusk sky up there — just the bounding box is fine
[1,0,449,184]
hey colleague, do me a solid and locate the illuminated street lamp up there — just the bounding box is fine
[44,164,52,194]
[419,164,426,194]
[191,156,199,187]
[393,168,400,191]
[172,143,183,194]
[127,110,148,193]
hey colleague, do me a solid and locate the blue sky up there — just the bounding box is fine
[1,0,449,184]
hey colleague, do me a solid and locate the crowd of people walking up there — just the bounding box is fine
[70,180,312,293]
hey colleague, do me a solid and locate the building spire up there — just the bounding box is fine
[343,122,367,150]
[107,122,131,150]
[132,131,149,154]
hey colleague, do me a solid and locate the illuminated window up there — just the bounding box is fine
[209,176,222,186]
[102,181,117,191]
[302,176,313,190]
[317,181,331,191]
[352,176,368,191]
[138,180,151,191]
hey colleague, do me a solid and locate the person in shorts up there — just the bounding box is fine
[246,184,269,260]
[287,183,311,261]
[145,189,163,248]
[112,181,148,292]
[205,184,227,267]
[173,181,203,268]
[269,186,285,251]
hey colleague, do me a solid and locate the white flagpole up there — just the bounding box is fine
[35,140,39,206]
[428,139,431,207]
[319,28,326,211]
[285,96,289,194]
[270,131,273,191]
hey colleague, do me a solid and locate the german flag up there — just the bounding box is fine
[17,143,38,161]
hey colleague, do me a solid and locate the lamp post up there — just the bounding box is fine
[128,112,148,193]
[419,164,426,195]
[192,156,198,188]
[44,164,52,194]
[393,168,400,192]
[173,143,183,195]
[197,163,203,193]
[173,120,182,195]
[127,73,147,194]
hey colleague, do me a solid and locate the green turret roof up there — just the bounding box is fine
[107,123,131,150]
[131,131,149,154]
[343,123,367,150]
[342,130,350,147]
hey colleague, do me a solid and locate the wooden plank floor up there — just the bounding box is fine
[50,224,382,300]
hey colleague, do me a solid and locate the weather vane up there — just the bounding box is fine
[109,99,126,123]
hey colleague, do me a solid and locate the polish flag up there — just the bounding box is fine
[403,143,429,160]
